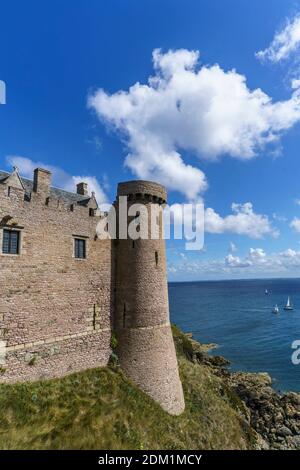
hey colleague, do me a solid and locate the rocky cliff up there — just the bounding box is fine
[177,328,300,450]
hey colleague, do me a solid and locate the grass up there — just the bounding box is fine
[0,327,254,450]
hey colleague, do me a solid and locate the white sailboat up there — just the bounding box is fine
[284,296,293,311]
[272,304,279,314]
[265,289,269,295]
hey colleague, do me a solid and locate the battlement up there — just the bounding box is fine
[117,180,167,204]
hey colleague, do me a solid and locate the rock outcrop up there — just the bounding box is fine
[183,332,300,450]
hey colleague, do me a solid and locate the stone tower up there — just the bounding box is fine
[114,181,185,415]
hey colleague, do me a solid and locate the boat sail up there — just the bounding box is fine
[284,296,293,311]
[265,289,268,295]
[272,304,279,314]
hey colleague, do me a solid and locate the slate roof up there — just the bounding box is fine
[0,171,91,205]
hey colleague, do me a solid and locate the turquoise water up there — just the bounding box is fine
[169,278,300,393]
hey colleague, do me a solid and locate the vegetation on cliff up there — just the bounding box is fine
[1,326,298,450]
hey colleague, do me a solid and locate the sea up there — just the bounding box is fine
[169,278,300,393]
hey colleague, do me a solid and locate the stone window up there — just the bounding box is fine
[155,251,159,266]
[74,238,86,259]
[2,229,20,255]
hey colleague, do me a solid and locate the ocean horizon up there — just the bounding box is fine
[169,278,300,393]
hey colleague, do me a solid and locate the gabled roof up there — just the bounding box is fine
[0,167,26,191]
[0,170,95,206]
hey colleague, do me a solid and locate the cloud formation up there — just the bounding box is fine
[256,14,300,63]
[6,156,108,204]
[89,48,300,200]
[225,253,252,268]
[205,202,278,239]
[165,200,276,239]
[169,247,300,279]
[290,216,300,233]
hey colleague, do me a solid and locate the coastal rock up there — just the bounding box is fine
[186,336,230,368]
[207,355,230,367]
[253,432,269,450]
[178,330,300,450]
[283,392,300,408]
[210,364,300,449]
[288,435,300,448]
[277,425,293,437]
[227,372,300,448]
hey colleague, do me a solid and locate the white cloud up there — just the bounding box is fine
[165,200,276,239]
[6,156,108,204]
[205,202,278,239]
[89,48,300,200]
[290,217,300,233]
[168,246,300,279]
[226,247,300,270]
[248,247,266,261]
[256,14,300,63]
[225,253,252,268]
[279,248,300,267]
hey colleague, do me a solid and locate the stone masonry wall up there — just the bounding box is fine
[114,181,185,415]
[0,179,112,382]
[0,170,185,416]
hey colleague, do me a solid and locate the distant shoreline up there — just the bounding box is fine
[169,276,300,284]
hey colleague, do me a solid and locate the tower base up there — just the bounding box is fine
[117,325,185,415]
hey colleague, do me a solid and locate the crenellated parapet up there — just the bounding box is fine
[117,180,167,205]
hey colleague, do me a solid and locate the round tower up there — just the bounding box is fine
[114,180,185,415]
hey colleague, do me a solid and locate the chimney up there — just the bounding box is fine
[76,182,88,196]
[33,168,51,195]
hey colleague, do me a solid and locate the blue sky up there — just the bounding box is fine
[2,0,300,280]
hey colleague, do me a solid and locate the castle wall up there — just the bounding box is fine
[0,181,112,382]
[0,170,185,416]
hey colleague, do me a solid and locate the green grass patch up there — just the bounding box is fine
[0,328,254,450]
